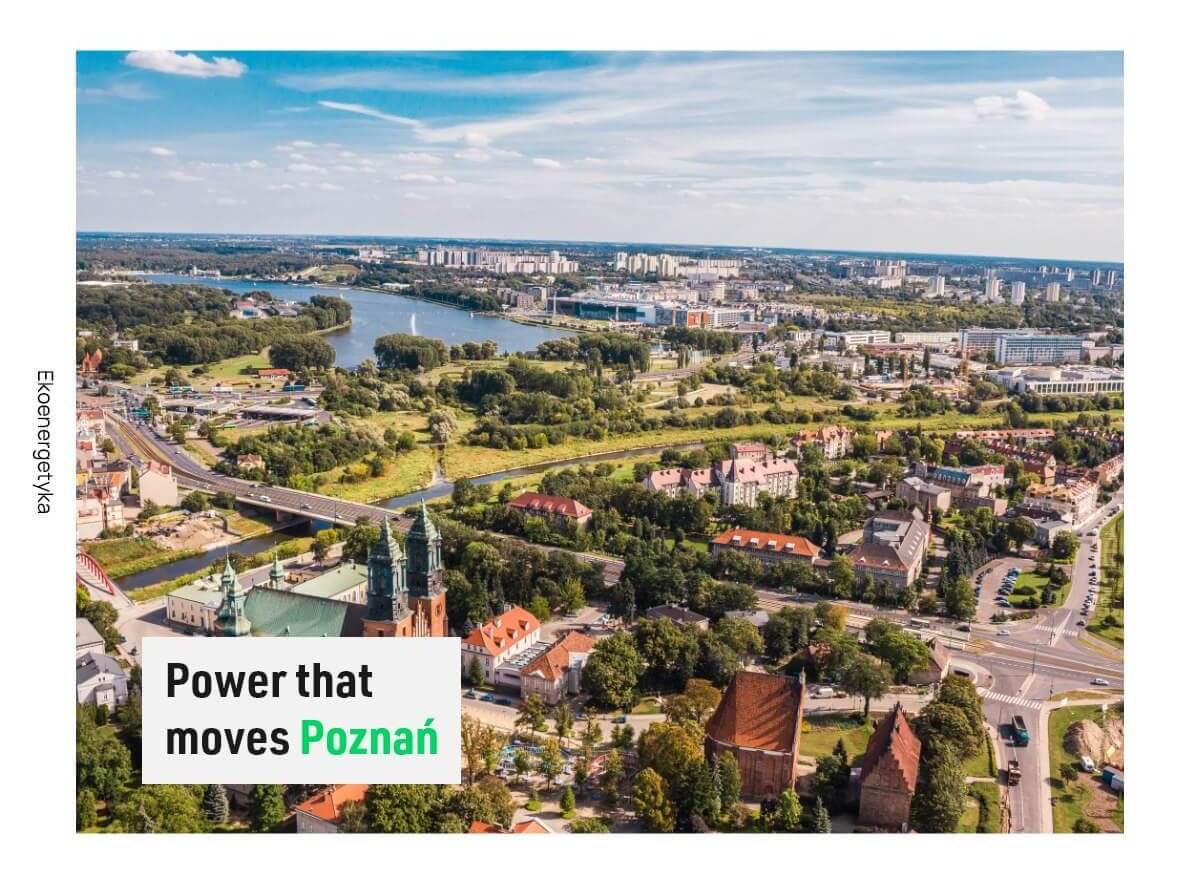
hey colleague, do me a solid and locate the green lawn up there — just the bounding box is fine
[124,535,316,602]
[1010,570,1070,608]
[958,782,1002,833]
[1047,703,1124,833]
[313,448,437,504]
[1088,514,1123,647]
[799,713,875,764]
[82,537,201,579]
[962,731,995,779]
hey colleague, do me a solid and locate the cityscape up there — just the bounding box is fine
[75,50,1123,836]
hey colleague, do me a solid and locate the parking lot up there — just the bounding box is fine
[974,556,1034,622]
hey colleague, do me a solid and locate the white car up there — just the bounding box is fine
[997,628,1011,636]
[1091,677,1110,686]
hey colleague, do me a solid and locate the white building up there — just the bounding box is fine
[1045,282,1063,303]
[1023,479,1099,523]
[986,365,1124,396]
[139,461,179,507]
[76,618,105,658]
[1010,281,1027,306]
[460,606,542,686]
[76,651,129,711]
[925,276,946,298]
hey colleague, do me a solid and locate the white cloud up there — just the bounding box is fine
[677,189,706,199]
[103,170,138,179]
[215,196,246,206]
[148,146,175,157]
[403,191,428,201]
[317,182,343,192]
[454,148,491,163]
[265,183,295,192]
[395,151,442,164]
[124,50,246,79]
[396,172,454,184]
[139,188,155,196]
[240,159,266,169]
[973,89,1051,121]
[318,100,421,128]
[532,157,563,170]
[290,140,317,149]
[165,170,202,182]
[288,162,326,174]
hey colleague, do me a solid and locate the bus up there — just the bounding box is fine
[908,618,931,631]
[1011,715,1030,746]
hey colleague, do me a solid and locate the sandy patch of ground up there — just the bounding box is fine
[1064,716,1124,768]
[142,511,237,552]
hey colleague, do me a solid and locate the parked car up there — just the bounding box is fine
[998,628,1011,636]
[612,715,628,724]
[1076,620,1086,626]
[1081,755,1096,772]
[480,693,495,702]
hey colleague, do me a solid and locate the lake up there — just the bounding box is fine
[144,274,557,368]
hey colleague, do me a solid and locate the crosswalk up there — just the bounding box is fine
[979,690,1043,711]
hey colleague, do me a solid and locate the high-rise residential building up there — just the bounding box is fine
[1045,282,1062,303]
[984,273,1000,302]
[925,275,946,297]
[1091,269,1102,286]
[1107,270,1117,288]
[959,327,1039,356]
[1065,267,1076,282]
[1010,281,1027,305]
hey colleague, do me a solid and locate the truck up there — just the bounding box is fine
[1007,759,1022,786]
[1011,715,1030,746]
[282,383,306,393]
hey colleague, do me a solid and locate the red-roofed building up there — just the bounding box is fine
[508,492,593,529]
[858,703,922,830]
[461,606,543,685]
[519,630,597,704]
[792,425,853,460]
[256,367,291,379]
[469,818,551,834]
[705,670,806,801]
[710,528,822,567]
[294,784,368,833]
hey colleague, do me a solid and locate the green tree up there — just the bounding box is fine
[342,519,381,564]
[808,795,832,833]
[250,784,286,832]
[554,702,574,746]
[512,748,532,785]
[663,678,722,724]
[632,767,676,832]
[76,788,97,830]
[365,784,446,833]
[871,630,930,682]
[537,738,565,791]
[465,656,485,688]
[114,785,207,833]
[915,702,980,759]
[560,785,577,818]
[601,748,626,806]
[767,789,803,832]
[717,751,742,810]
[582,632,644,710]
[569,817,610,833]
[337,799,368,832]
[911,741,967,832]
[841,657,892,717]
[516,693,549,737]
[202,783,229,824]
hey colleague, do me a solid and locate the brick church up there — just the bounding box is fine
[215,504,448,639]
[361,506,449,638]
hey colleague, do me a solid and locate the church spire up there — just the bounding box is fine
[269,553,284,587]
[217,555,251,636]
[366,517,408,622]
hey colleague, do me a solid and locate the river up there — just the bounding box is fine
[144,274,557,367]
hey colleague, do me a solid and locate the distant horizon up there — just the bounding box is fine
[77,229,1123,268]
[77,51,1123,261]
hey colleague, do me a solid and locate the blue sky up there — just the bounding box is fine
[77,51,1124,260]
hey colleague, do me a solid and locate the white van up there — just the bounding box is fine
[1080,755,1095,772]
[814,686,835,699]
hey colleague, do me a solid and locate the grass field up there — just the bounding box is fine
[1047,703,1124,833]
[798,712,875,764]
[82,537,201,579]
[1088,514,1123,647]
[958,782,1002,833]
[124,535,316,602]
[962,731,996,779]
[318,448,437,503]
[1010,570,1070,607]
[130,349,279,388]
